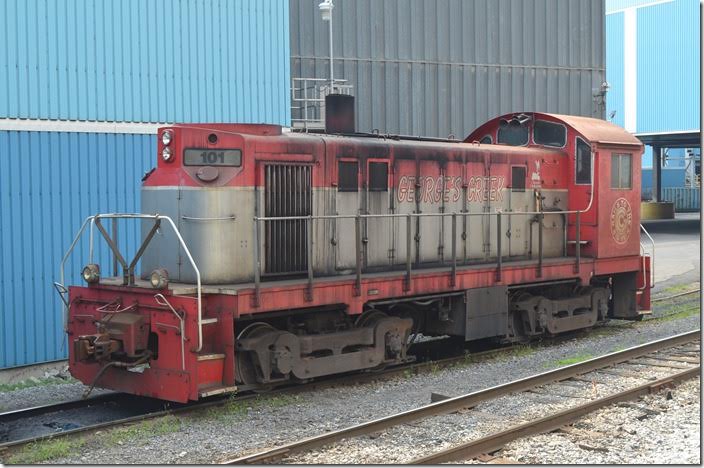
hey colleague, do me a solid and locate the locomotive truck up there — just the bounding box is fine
[58,102,652,402]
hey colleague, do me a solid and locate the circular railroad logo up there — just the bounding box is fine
[610,197,632,244]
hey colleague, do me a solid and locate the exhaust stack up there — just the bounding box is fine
[325,94,355,134]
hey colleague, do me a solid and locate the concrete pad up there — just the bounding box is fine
[641,212,701,290]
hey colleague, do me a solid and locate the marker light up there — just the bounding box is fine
[161,147,172,162]
[150,268,169,289]
[161,130,172,146]
[82,264,100,284]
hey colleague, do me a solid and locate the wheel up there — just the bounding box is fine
[235,322,276,386]
[354,309,388,328]
[354,309,392,371]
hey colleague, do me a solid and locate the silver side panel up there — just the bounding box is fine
[141,187,254,284]
[142,186,567,285]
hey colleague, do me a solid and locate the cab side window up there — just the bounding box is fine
[575,138,591,185]
[611,154,632,189]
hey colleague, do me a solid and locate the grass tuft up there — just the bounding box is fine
[661,282,699,295]
[554,353,595,367]
[650,306,700,323]
[208,393,300,422]
[7,437,86,464]
[0,376,76,393]
[104,415,181,447]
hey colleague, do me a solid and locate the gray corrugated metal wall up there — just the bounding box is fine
[290,0,605,138]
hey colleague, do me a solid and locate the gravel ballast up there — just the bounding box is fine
[282,357,698,464]
[495,377,700,465]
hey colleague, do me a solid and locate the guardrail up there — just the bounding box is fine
[55,213,205,353]
[291,77,353,131]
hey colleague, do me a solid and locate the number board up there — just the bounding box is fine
[183,149,242,167]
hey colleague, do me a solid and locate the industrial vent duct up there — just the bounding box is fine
[325,94,355,134]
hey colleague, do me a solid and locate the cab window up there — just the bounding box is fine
[534,120,566,147]
[497,123,529,146]
[611,154,632,189]
[575,138,591,185]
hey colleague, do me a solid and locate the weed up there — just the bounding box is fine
[650,306,700,323]
[104,415,181,447]
[402,368,414,379]
[7,437,86,464]
[209,393,300,422]
[554,353,594,367]
[587,326,624,338]
[662,282,699,295]
[508,344,535,358]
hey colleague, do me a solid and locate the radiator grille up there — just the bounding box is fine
[264,164,312,275]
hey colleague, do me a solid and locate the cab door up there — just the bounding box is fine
[596,148,641,258]
[569,137,598,225]
[567,137,598,258]
[508,164,530,258]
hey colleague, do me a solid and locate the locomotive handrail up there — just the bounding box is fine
[251,210,565,221]
[58,213,205,353]
[154,293,186,370]
[639,223,656,289]
[251,209,568,306]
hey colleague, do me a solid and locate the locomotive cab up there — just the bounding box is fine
[467,112,648,318]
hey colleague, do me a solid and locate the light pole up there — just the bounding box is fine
[318,0,334,93]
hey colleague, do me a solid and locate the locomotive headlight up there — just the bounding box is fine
[161,147,173,162]
[150,268,169,289]
[161,130,172,146]
[82,264,100,284]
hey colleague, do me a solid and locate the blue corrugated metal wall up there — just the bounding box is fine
[0,0,290,125]
[606,0,700,134]
[636,0,700,133]
[605,12,625,128]
[0,0,290,369]
[0,132,154,367]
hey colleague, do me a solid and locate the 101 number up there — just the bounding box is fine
[200,151,225,164]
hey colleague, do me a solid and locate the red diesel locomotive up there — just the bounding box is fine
[59,106,651,402]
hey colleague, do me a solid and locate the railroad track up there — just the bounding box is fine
[0,325,633,453]
[222,329,700,464]
[0,339,509,453]
[651,288,700,303]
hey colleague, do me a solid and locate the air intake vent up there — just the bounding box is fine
[264,164,312,275]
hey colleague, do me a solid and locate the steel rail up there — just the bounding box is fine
[0,393,238,452]
[652,288,701,303]
[0,393,119,424]
[409,366,700,464]
[221,330,700,464]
